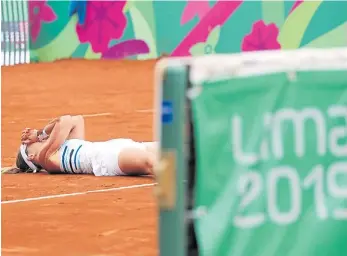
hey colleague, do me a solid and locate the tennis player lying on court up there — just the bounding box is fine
[10,115,158,176]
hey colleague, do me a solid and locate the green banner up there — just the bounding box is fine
[192,70,347,256]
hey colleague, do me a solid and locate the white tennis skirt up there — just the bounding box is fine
[91,139,146,176]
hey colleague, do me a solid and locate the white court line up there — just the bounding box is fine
[6,113,113,124]
[37,112,113,121]
[136,109,155,113]
[2,183,156,205]
[7,110,153,123]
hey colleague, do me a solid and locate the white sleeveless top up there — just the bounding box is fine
[60,139,94,174]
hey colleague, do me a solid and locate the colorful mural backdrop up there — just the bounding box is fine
[29,0,347,62]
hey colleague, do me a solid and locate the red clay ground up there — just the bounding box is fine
[1,59,158,256]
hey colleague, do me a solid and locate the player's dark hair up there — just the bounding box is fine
[15,149,42,172]
[16,150,30,171]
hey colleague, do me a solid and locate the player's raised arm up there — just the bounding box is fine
[20,118,58,145]
[21,115,84,144]
[39,115,74,162]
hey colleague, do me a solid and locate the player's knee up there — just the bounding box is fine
[118,148,154,175]
[133,152,154,175]
[73,115,84,124]
[143,153,155,175]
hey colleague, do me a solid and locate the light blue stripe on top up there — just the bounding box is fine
[74,145,82,170]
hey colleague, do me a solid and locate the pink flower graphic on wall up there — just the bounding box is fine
[290,0,304,13]
[76,1,127,53]
[29,0,57,43]
[189,26,221,56]
[181,0,210,25]
[242,20,281,52]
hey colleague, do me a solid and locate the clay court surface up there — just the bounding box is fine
[2,59,158,255]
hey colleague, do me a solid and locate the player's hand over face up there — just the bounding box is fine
[21,128,39,145]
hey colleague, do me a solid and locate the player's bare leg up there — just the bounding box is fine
[118,145,157,176]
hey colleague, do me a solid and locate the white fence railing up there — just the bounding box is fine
[1,0,30,66]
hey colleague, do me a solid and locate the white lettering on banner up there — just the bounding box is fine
[231,115,258,165]
[231,106,347,165]
[328,106,347,157]
[259,113,272,161]
[267,166,301,225]
[229,105,347,228]
[302,165,328,220]
[233,162,347,228]
[271,108,326,159]
[327,162,347,219]
[233,171,265,228]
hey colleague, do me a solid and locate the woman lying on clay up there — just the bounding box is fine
[8,115,158,176]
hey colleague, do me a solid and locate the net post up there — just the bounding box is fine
[155,59,189,256]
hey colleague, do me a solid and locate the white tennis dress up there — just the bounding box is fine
[59,139,145,176]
